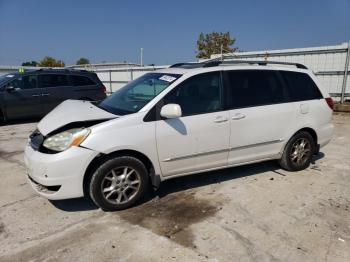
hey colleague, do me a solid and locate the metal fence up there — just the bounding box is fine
[93,65,168,94]
[1,41,349,102]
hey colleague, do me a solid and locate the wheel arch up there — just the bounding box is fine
[281,127,319,156]
[83,149,160,197]
[294,127,318,145]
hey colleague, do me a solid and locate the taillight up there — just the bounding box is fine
[325,97,334,110]
[101,85,107,94]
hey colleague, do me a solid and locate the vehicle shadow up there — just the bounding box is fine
[49,197,98,212]
[50,153,325,212]
[155,160,280,198]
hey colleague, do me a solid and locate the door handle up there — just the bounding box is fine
[214,116,228,123]
[41,93,50,96]
[232,113,246,120]
[31,94,41,97]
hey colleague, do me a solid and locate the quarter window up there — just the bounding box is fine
[225,70,289,109]
[71,75,96,86]
[40,74,69,88]
[280,71,323,101]
[163,72,222,116]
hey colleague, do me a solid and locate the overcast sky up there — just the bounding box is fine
[0,0,349,66]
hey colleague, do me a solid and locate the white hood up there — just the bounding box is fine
[37,100,117,135]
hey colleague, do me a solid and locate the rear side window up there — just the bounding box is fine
[71,75,96,86]
[280,71,323,101]
[225,70,289,109]
[40,74,69,88]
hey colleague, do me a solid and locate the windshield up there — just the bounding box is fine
[99,72,181,115]
[0,73,17,85]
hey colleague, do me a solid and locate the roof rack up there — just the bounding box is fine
[169,62,220,69]
[34,68,89,73]
[169,59,308,70]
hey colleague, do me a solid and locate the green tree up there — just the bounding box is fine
[21,61,38,67]
[38,56,65,67]
[76,57,90,65]
[196,31,238,59]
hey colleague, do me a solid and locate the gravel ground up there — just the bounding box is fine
[0,113,349,262]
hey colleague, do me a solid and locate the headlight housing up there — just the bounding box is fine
[43,128,91,152]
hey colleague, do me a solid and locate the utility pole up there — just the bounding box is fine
[341,40,350,104]
[140,48,144,67]
[220,44,223,61]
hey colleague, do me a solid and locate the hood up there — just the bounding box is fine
[37,100,117,135]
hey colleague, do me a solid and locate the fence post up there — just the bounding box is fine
[341,40,350,103]
[109,70,112,94]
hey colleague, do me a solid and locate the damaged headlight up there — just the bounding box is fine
[43,128,90,152]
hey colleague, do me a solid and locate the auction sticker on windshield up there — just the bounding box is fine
[159,75,177,82]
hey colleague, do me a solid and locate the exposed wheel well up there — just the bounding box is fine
[83,149,156,197]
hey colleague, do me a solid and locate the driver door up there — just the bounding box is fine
[155,71,230,176]
[3,75,44,119]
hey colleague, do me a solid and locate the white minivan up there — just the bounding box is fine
[24,60,334,211]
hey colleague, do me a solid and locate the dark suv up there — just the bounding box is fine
[0,69,107,121]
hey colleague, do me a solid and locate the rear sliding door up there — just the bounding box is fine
[224,69,297,165]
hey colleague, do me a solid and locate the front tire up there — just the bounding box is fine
[279,131,316,171]
[89,156,149,211]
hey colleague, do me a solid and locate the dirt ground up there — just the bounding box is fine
[0,113,349,262]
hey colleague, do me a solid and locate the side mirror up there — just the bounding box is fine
[5,85,15,92]
[160,104,182,119]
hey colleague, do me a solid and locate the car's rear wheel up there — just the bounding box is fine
[279,131,315,171]
[0,109,5,124]
[89,156,149,211]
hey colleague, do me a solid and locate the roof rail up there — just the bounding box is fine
[219,60,308,69]
[169,59,308,70]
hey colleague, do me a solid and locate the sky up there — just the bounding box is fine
[0,0,349,66]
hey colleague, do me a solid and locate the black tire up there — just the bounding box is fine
[89,156,149,211]
[0,109,5,124]
[279,131,316,171]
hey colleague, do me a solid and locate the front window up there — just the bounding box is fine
[163,72,222,116]
[0,73,18,86]
[9,75,38,89]
[99,73,181,115]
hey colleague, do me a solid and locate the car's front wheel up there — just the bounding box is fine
[89,156,149,211]
[279,131,316,171]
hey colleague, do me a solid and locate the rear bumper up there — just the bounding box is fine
[24,144,99,200]
[318,123,334,148]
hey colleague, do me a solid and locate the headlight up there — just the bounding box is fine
[43,128,90,152]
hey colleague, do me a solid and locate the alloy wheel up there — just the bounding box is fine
[101,166,141,204]
[290,138,311,166]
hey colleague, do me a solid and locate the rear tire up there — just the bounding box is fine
[89,156,149,211]
[279,131,316,171]
[0,109,5,124]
